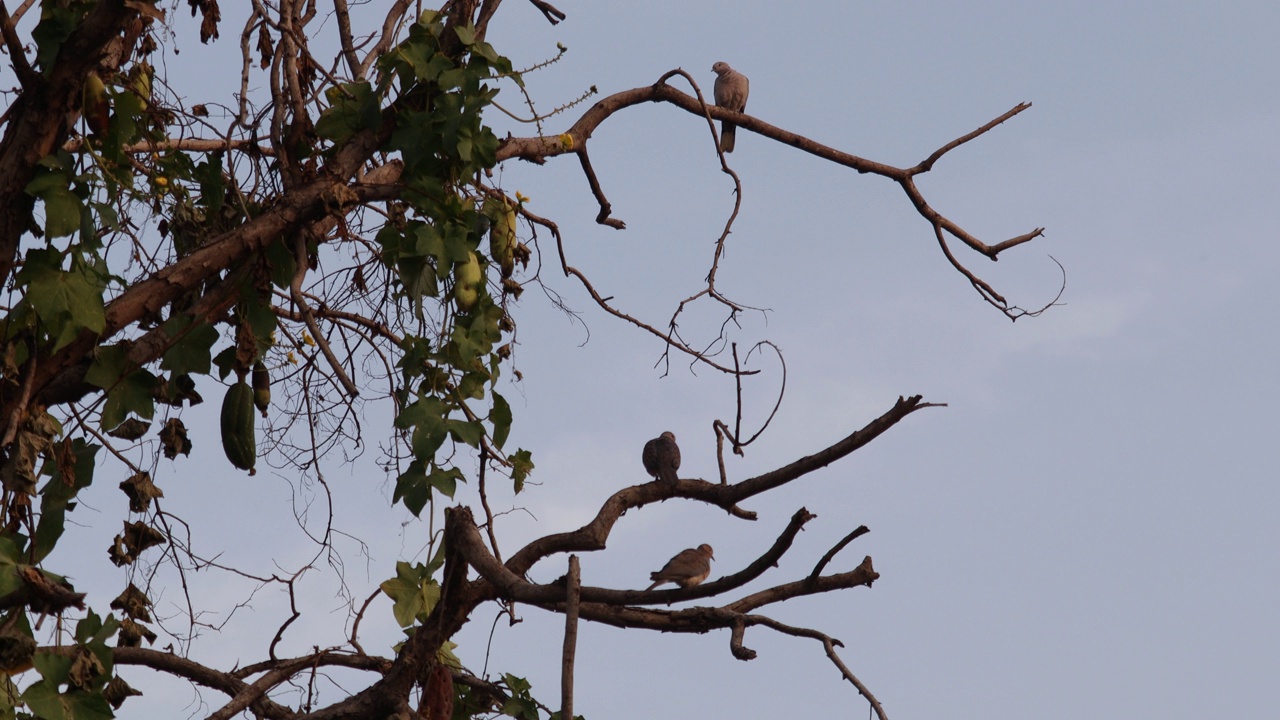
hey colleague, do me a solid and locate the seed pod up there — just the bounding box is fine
[453,251,482,312]
[251,362,270,417]
[83,74,111,137]
[220,382,257,474]
[482,197,517,278]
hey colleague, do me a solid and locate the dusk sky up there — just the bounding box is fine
[43,2,1279,718]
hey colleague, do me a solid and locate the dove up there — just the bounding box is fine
[646,544,715,591]
[642,431,681,484]
[712,61,749,152]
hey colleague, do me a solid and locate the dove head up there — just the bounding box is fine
[698,544,715,561]
[712,61,731,75]
[661,431,676,443]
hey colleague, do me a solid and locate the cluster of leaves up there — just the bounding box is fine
[0,531,133,719]
[0,5,553,716]
[317,13,534,516]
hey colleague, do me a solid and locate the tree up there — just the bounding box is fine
[0,1,1053,718]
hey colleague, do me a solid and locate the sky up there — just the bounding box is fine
[40,1,1280,719]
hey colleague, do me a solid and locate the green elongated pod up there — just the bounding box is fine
[220,381,257,474]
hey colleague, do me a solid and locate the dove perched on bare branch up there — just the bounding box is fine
[642,431,681,484]
[646,544,715,591]
[712,61,749,152]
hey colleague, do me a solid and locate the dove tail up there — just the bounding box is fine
[721,123,736,152]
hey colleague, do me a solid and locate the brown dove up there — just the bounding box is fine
[712,61,749,152]
[642,431,681,484]
[646,544,714,591]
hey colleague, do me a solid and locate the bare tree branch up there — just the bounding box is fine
[560,555,580,720]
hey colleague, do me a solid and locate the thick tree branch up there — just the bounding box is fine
[0,0,137,286]
[0,2,38,89]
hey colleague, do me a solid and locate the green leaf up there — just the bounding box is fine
[159,317,219,375]
[397,256,439,302]
[85,345,127,390]
[0,536,22,565]
[30,8,78,74]
[263,237,298,289]
[446,419,483,448]
[490,392,512,449]
[32,438,99,564]
[212,346,237,380]
[241,295,279,348]
[427,465,463,499]
[90,201,120,232]
[100,370,158,431]
[24,261,106,351]
[510,449,534,494]
[315,81,380,145]
[393,462,431,517]
[75,611,119,649]
[108,86,145,148]
[43,184,84,239]
[0,566,22,598]
[193,152,226,215]
[379,561,441,627]
[21,681,113,720]
[32,653,73,688]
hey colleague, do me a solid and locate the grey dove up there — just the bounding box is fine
[642,431,681,484]
[712,61,749,152]
[646,544,715,591]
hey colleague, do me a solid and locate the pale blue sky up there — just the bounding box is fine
[46,2,1280,718]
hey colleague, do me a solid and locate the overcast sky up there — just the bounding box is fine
[47,1,1280,718]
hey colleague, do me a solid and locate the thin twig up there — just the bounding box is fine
[290,233,360,397]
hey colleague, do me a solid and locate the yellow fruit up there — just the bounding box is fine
[484,197,517,278]
[453,251,483,311]
[130,63,152,108]
[82,74,111,137]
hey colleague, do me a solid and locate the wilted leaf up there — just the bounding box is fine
[153,374,204,408]
[0,621,36,675]
[107,521,166,566]
[256,24,273,69]
[110,583,152,622]
[107,418,150,441]
[118,472,163,513]
[67,646,104,690]
[16,566,85,615]
[115,618,157,648]
[103,675,143,708]
[159,418,192,459]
